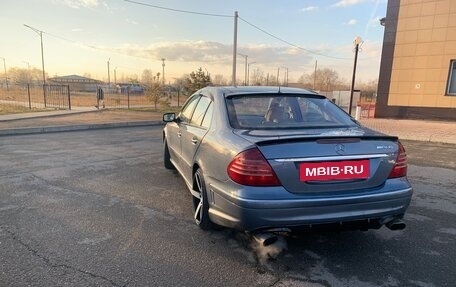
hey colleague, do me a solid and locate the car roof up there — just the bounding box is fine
[201,86,321,98]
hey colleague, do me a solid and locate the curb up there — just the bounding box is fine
[0,109,101,122]
[0,121,164,137]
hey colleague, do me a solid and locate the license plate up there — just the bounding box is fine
[300,160,369,181]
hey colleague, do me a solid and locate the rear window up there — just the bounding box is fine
[225,94,357,129]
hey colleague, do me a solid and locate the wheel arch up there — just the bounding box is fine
[192,163,201,190]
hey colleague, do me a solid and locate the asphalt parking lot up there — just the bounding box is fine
[1,126,455,287]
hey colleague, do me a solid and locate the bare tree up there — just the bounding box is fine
[357,79,378,102]
[141,69,153,84]
[7,67,46,85]
[298,68,345,92]
[213,74,227,86]
[141,69,163,110]
[251,68,266,86]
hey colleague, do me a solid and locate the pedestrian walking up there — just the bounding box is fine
[97,86,105,109]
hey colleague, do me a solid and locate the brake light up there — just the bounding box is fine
[389,142,407,178]
[227,148,281,186]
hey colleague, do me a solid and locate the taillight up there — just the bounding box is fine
[227,148,281,186]
[389,142,407,178]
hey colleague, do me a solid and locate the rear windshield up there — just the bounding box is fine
[225,94,357,129]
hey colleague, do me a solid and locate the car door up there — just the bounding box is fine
[168,94,200,172]
[179,95,213,182]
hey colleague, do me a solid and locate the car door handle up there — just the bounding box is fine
[177,132,182,137]
[191,138,198,144]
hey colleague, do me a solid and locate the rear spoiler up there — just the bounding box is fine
[256,136,399,147]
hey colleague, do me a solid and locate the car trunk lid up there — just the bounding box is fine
[233,127,400,193]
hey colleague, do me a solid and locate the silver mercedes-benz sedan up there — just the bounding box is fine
[162,86,412,234]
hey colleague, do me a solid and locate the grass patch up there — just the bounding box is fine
[0,104,48,115]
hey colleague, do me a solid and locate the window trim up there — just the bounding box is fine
[446,59,456,96]
[179,94,201,124]
[190,96,212,127]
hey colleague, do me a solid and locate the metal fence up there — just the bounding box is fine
[0,83,186,113]
[101,88,151,109]
[98,86,183,110]
[0,84,70,110]
[46,85,71,109]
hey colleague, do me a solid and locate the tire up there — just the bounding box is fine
[192,168,212,230]
[163,139,175,170]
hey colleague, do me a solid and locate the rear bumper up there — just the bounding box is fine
[207,181,413,232]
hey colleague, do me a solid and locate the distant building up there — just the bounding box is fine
[376,0,456,120]
[48,75,102,92]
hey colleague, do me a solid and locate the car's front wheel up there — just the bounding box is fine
[192,168,212,230]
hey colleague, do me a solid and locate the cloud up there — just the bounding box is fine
[331,0,367,8]
[347,19,358,25]
[114,41,314,68]
[58,0,100,9]
[87,41,379,80]
[301,6,319,12]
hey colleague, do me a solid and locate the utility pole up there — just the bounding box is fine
[107,58,110,84]
[313,60,318,90]
[24,24,46,105]
[232,11,238,86]
[349,36,363,115]
[161,58,165,85]
[276,68,280,86]
[286,69,289,86]
[281,67,288,87]
[1,57,8,90]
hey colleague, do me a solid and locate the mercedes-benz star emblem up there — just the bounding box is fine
[335,144,345,155]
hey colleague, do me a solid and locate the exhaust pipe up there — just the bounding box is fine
[252,233,279,247]
[385,219,406,231]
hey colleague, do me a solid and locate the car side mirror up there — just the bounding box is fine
[163,113,176,122]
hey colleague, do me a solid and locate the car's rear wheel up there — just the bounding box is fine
[163,139,175,170]
[192,168,212,230]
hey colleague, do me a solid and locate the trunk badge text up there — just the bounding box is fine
[376,145,394,150]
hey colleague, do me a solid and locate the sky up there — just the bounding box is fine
[0,0,388,84]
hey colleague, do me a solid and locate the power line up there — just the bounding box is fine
[43,31,77,44]
[28,2,371,70]
[123,1,353,60]
[238,16,351,60]
[124,0,232,18]
[37,28,148,60]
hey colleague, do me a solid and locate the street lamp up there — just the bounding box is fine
[1,57,8,90]
[161,58,166,85]
[247,62,256,85]
[349,36,363,115]
[238,53,248,85]
[24,24,46,106]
